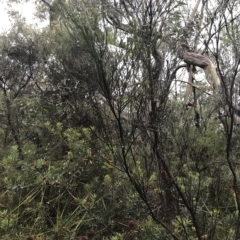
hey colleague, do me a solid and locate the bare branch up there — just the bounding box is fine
[40,0,53,10]
[189,0,201,22]
[176,80,211,95]
[178,47,220,89]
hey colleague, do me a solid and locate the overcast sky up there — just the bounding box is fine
[0,1,47,33]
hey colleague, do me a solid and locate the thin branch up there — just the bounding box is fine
[176,80,212,95]
[40,0,54,11]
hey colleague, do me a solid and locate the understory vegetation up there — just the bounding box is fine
[1,0,240,239]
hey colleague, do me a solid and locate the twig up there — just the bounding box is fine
[176,79,212,95]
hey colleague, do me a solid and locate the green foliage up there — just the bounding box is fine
[2,0,240,239]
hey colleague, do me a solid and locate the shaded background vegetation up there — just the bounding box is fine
[1,0,240,239]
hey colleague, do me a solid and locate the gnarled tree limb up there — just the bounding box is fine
[178,47,221,89]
